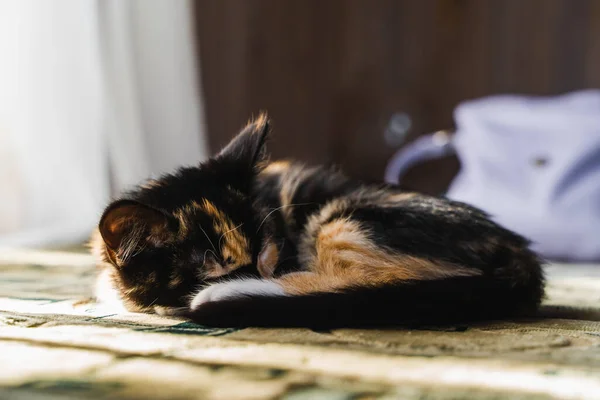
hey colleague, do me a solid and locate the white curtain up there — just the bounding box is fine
[0,0,208,248]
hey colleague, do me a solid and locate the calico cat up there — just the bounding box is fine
[91,113,545,328]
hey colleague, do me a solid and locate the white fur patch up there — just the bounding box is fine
[94,268,128,313]
[190,279,286,311]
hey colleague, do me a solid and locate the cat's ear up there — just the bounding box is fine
[217,112,270,171]
[99,200,175,263]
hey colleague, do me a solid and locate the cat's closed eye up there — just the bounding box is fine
[202,252,241,279]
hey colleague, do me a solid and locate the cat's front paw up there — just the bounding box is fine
[153,305,188,317]
[189,279,286,311]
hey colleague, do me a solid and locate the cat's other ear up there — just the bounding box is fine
[99,200,176,264]
[217,112,270,171]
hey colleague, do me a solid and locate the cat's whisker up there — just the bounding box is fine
[120,223,144,262]
[256,203,315,233]
[218,222,244,250]
[202,248,218,268]
[148,297,159,307]
[198,224,217,252]
[130,238,148,259]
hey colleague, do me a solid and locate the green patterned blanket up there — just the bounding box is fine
[1,249,600,399]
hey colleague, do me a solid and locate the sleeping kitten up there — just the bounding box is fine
[91,113,544,327]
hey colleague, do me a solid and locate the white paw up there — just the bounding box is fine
[94,268,128,313]
[153,306,186,316]
[189,279,286,311]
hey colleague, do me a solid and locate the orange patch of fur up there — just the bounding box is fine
[173,209,190,240]
[278,165,312,223]
[249,112,269,132]
[140,179,163,190]
[280,218,479,295]
[262,160,291,175]
[198,199,252,267]
[383,192,416,202]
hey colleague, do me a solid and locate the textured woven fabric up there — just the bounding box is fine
[1,249,600,399]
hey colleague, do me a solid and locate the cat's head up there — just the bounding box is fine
[93,114,280,312]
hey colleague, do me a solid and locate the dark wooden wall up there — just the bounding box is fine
[194,0,600,194]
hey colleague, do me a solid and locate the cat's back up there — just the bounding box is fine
[254,160,360,233]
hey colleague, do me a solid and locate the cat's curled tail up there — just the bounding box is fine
[185,250,544,328]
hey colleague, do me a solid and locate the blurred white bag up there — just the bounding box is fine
[386,90,600,262]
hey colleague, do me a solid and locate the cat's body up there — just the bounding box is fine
[92,115,544,327]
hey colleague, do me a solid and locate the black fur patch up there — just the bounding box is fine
[185,275,543,329]
[94,113,545,327]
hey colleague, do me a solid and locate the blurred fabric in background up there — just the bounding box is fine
[0,0,207,247]
[386,90,600,262]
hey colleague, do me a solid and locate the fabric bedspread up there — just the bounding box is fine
[1,249,600,400]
